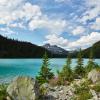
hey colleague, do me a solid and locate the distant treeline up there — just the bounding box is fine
[70,41,100,58]
[82,41,100,58]
[0,35,52,58]
[0,35,100,58]
[0,35,68,58]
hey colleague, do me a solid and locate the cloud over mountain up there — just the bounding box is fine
[0,0,100,50]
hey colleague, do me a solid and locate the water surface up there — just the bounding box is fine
[0,59,100,83]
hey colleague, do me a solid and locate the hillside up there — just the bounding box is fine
[70,41,100,58]
[83,41,100,58]
[0,35,52,58]
[0,35,99,58]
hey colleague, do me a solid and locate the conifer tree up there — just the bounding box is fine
[36,52,54,84]
[58,54,73,85]
[86,47,99,72]
[75,49,85,77]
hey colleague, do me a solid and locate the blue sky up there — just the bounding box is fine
[0,0,100,50]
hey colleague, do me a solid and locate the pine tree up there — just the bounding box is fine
[86,47,99,73]
[58,54,73,85]
[75,49,85,77]
[36,52,54,84]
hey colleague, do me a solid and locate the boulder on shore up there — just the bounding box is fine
[41,83,75,100]
[7,76,40,100]
[88,69,100,83]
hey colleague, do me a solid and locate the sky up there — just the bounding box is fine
[0,0,100,50]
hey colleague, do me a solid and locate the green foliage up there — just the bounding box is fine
[83,41,100,58]
[0,84,8,100]
[74,82,92,100]
[85,47,100,73]
[39,86,48,96]
[86,61,100,73]
[36,52,54,85]
[76,91,92,100]
[71,41,100,58]
[91,83,100,92]
[96,67,100,72]
[57,54,73,85]
[74,49,85,77]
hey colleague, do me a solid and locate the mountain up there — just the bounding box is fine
[0,35,52,58]
[0,34,99,58]
[70,41,100,58]
[43,43,68,56]
[82,41,100,58]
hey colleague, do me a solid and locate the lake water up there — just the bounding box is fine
[0,59,100,83]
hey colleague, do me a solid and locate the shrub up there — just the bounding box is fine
[38,85,49,100]
[39,86,48,96]
[76,91,92,100]
[85,47,100,74]
[74,81,92,100]
[86,62,100,74]
[91,83,100,92]
[57,54,74,85]
[0,84,8,100]
[49,77,59,86]
[74,49,85,78]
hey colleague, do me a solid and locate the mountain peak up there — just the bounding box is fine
[43,43,68,55]
[43,43,51,48]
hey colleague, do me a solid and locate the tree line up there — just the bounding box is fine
[36,48,100,85]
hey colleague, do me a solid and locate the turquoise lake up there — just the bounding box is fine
[0,59,100,83]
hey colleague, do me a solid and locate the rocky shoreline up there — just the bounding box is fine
[0,69,100,100]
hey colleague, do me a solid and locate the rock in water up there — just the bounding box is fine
[7,76,40,100]
[88,69,100,83]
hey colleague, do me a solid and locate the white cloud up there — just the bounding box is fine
[0,0,22,25]
[91,17,100,30]
[68,32,100,49]
[22,2,42,20]
[0,27,15,35]
[0,0,24,24]
[29,18,67,34]
[44,34,68,46]
[0,0,99,50]
[8,23,25,29]
[86,0,100,7]
[44,32,100,50]
[80,0,100,23]
[0,0,67,35]
[0,0,24,11]
[72,26,85,35]
[55,0,70,3]
[0,0,42,28]
[80,7,100,24]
